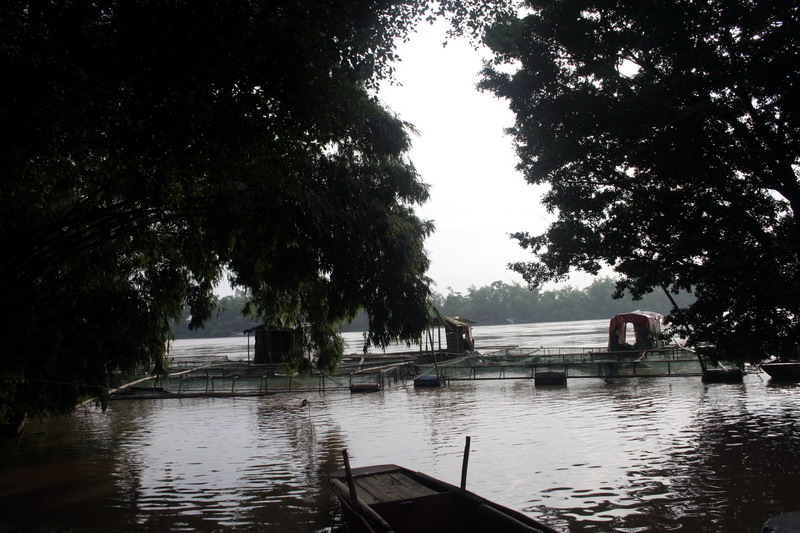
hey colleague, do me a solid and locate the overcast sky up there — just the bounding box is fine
[377,22,557,295]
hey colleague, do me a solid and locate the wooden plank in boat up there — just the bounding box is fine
[387,471,440,498]
[354,471,439,505]
[351,477,382,506]
[354,474,417,504]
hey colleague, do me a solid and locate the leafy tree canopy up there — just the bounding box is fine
[480,0,800,363]
[0,0,511,418]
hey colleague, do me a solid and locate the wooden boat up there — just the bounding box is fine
[760,362,800,381]
[329,464,559,533]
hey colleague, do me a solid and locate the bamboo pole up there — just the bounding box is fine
[461,436,471,490]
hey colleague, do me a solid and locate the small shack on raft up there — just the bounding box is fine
[243,324,311,365]
[608,310,665,351]
[429,315,476,354]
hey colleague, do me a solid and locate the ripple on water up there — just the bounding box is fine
[3,374,800,532]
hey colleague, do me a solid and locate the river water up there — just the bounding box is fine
[2,320,799,532]
[163,319,613,361]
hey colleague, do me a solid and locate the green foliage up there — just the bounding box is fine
[480,1,800,362]
[281,349,312,377]
[0,1,514,416]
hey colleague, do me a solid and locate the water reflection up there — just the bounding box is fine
[112,397,348,532]
[3,328,800,532]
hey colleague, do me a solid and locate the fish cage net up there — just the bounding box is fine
[420,351,703,380]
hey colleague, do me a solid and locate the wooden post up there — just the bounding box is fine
[342,450,359,507]
[461,436,471,490]
[432,348,441,384]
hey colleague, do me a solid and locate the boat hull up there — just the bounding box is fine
[760,362,800,381]
[329,464,558,533]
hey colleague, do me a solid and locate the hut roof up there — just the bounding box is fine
[444,316,475,327]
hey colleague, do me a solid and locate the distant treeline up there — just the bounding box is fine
[432,278,693,326]
[170,292,259,339]
[171,278,694,338]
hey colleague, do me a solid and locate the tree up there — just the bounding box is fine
[480,0,800,363]
[0,0,513,419]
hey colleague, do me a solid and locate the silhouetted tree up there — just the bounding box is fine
[0,0,511,418]
[481,0,800,362]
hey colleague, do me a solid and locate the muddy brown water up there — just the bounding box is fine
[2,321,799,532]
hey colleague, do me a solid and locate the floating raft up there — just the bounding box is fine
[533,371,566,386]
[350,383,382,393]
[105,359,419,400]
[419,346,705,383]
[413,374,444,387]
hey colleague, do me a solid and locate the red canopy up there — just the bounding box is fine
[608,311,664,351]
